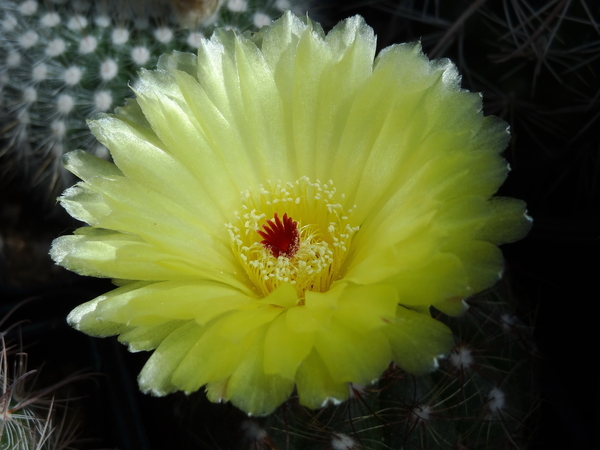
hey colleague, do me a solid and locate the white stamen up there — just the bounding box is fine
[228,178,358,299]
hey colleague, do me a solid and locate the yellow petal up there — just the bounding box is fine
[295,349,350,409]
[263,311,314,380]
[314,317,391,384]
[138,321,205,396]
[226,327,295,416]
[384,306,454,374]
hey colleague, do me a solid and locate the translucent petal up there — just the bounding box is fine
[138,321,204,396]
[62,149,122,179]
[89,114,226,227]
[296,349,350,409]
[384,306,454,374]
[52,232,247,291]
[119,320,186,352]
[59,183,110,226]
[447,240,505,293]
[171,316,252,392]
[67,291,134,337]
[226,327,295,416]
[134,74,242,211]
[477,197,532,245]
[99,280,254,326]
[314,318,391,384]
[333,284,398,332]
[263,311,314,380]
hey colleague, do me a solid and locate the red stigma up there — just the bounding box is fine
[257,213,300,258]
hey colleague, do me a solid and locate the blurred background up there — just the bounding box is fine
[1,0,598,448]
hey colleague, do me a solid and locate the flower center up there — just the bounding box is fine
[257,213,300,258]
[227,177,358,301]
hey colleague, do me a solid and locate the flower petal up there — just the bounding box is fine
[138,321,204,396]
[225,327,295,416]
[295,349,350,409]
[263,311,314,380]
[314,317,391,384]
[383,306,454,374]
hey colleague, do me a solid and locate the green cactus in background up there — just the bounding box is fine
[0,0,309,204]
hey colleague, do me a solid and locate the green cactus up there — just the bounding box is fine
[0,0,309,204]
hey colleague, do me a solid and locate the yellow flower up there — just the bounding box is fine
[51,12,531,416]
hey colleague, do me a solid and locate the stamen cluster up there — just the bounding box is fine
[227,178,359,300]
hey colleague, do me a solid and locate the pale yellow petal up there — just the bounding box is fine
[477,197,532,245]
[314,317,391,384]
[51,231,246,291]
[226,327,295,416]
[59,183,110,226]
[138,321,204,396]
[89,114,227,227]
[118,320,186,352]
[171,316,252,392]
[101,280,254,326]
[263,311,314,380]
[333,283,398,332]
[295,349,350,409]
[384,306,454,374]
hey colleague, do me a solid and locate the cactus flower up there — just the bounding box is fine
[51,12,531,415]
